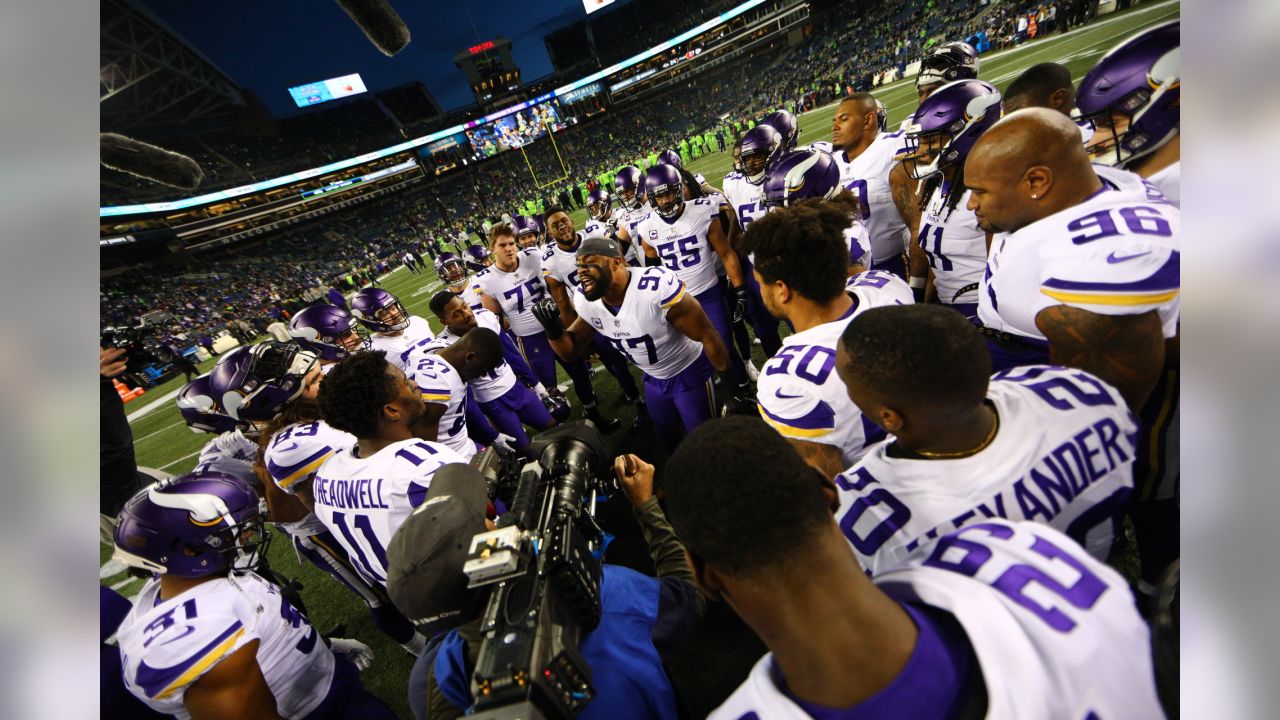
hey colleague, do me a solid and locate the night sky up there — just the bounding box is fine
[137,0,619,116]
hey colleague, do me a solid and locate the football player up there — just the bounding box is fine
[1003,62,1078,116]
[635,165,753,394]
[306,350,469,588]
[112,472,397,719]
[350,287,434,370]
[914,41,980,108]
[209,342,430,656]
[761,150,872,273]
[722,123,785,357]
[462,244,492,273]
[965,108,1179,411]
[834,305,1138,575]
[424,291,559,456]
[745,192,910,480]
[512,214,545,251]
[824,92,913,279]
[661,418,1164,719]
[760,109,800,152]
[607,166,651,265]
[175,375,260,492]
[899,80,1003,318]
[532,236,735,451]
[399,327,507,461]
[473,222,618,431]
[434,251,486,313]
[1076,21,1180,205]
[586,186,612,229]
[288,304,366,367]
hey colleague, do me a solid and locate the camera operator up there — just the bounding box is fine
[387,456,706,720]
[100,346,147,517]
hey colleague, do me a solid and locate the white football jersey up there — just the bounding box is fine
[571,267,703,379]
[836,366,1137,577]
[721,171,770,233]
[541,235,585,294]
[471,249,548,337]
[710,520,1163,720]
[834,131,912,267]
[118,572,335,719]
[917,185,988,306]
[421,309,516,402]
[756,281,909,466]
[633,197,723,295]
[401,350,475,460]
[193,430,258,488]
[367,315,435,370]
[263,420,352,537]
[979,164,1180,340]
[312,438,465,587]
[1147,161,1179,207]
[448,278,486,312]
[614,204,651,265]
[845,269,915,307]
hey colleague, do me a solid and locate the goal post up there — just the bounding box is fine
[518,123,570,189]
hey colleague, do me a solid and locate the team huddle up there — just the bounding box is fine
[104,20,1179,720]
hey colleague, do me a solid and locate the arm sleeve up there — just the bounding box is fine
[633,497,707,661]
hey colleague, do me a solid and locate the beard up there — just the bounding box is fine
[581,266,613,301]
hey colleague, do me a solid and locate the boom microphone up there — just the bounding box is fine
[100,134,205,191]
[334,0,411,57]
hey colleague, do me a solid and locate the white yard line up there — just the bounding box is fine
[125,386,183,422]
[133,418,185,443]
[159,449,202,471]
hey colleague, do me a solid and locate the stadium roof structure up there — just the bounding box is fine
[101,0,244,132]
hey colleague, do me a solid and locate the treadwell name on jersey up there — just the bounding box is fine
[311,476,391,510]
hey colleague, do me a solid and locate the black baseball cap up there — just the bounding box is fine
[385,463,491,633]
[575,235,624,258]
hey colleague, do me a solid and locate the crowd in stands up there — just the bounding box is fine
[101,0,1084,343]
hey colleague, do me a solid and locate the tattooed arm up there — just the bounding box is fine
[788,439,846,482]
[1035,305,1165,412]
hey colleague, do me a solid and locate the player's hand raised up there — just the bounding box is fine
[531,298,564,340]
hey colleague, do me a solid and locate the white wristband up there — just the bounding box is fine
[909,276,927,289]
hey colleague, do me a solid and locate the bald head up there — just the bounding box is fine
[963,108,1102,234]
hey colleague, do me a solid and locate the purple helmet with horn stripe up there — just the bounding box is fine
[762,150,842,208]
[586,187,611,221]
[900,79,1002,180]
[613,166,646,210]
[739,124,782,185]
[207,341,318,422]
[350,287,409,333]
[176,375,242,435]
[289,304,364,361]
[761,110,799,152]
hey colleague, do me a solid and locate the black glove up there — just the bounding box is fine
[731,285,750,325]
[531,298,565,340]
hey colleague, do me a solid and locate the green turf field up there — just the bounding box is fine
[101,3,1178,714]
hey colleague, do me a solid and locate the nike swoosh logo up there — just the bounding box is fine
[160,625,198,646]
[278,442,299,453]
[774,389,803,400]
[1106,250,1151,264]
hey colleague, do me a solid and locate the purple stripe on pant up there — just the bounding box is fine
[695,283,749,386]
[515,331,599,406]
[479,383,555,454]
[500,330,541,389]
[645,354,716,452]
[291,531,416,644]
[740,254,782,357]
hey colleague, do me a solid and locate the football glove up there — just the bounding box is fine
[329,637,375,672]
[732,286,750,325]
[531,299,564,340]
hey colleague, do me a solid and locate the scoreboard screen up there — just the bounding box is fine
[583,0,619,14]
[288,73,368,108]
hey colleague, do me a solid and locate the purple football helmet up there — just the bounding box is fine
[1076,20,1179,168]
[208,342,318,422]
[917,41,980,92]
[644,164,685,220]
[435,252,468,285]
[900,79,1002,180]
[512,215,543,249]
[540,390,571,423]
[586,187,611,222]
[761,110,799,152]
[113,471,269,577]
[762,150,842,208]
[351,287,410,333]
[176,375,242,435]
[289,304,364,361]
[463,245,492,272]
[657,149,683,168]
[739,124,783,185]
[613,166,647,210]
